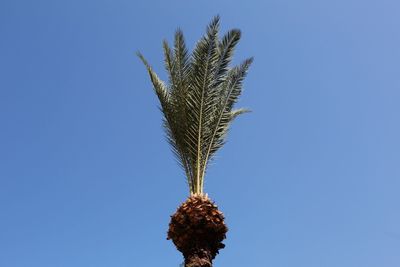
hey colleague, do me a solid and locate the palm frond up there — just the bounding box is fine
[214,29,241,86]
[138,17,252,195]
[162,40,176,88]
[185,16,221,193]
[173,29,191,84]
[230,108,251,120]
[199,58,253,185]
[137,52,194,192]
[137,52,170,109]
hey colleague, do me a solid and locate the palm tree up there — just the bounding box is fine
[138,16,253,267]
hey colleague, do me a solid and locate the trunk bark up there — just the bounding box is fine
[184,247,213,267]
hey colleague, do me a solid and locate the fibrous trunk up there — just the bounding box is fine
[167,194,228,267]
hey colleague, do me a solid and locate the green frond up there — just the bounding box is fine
[162,40,176,87]
[199,58,253,185]
[230,108,251,120]
[222,57,253,112]
[137,52,170,110]
[214,29,241,85]
[173,29,190,83]
[138,17,252,195]
[186,15,221,194]
[137,51,194,192]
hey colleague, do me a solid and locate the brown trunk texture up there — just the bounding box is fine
[167,194,228,267]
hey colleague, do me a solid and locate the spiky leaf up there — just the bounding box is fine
[138,16,252,195]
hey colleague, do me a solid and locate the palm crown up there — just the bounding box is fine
[138,16,252,195]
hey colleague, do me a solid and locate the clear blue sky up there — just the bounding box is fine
[1,0,399,266]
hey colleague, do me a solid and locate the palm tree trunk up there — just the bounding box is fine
[184,248,213,267]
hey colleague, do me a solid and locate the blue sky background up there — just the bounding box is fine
[1,0,399,266]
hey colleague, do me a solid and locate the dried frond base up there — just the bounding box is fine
[167,194,228,267]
